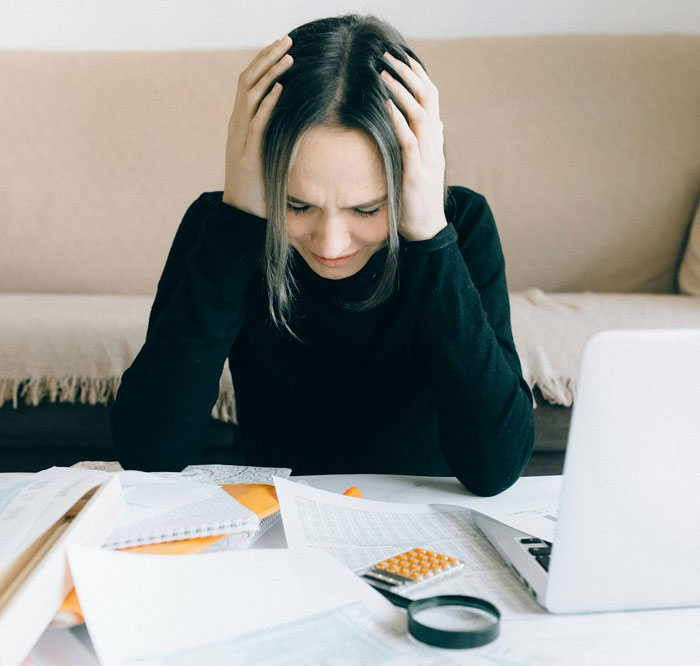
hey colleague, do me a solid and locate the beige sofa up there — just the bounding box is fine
[1,34,699,469]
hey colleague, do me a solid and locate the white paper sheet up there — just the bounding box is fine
[273,477,542,619]
[67,545,458,666]
[0,467,109,572]
[446,475,563,543]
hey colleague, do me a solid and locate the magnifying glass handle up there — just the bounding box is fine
[369,583,411,609]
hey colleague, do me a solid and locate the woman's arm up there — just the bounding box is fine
[111,193,266,471]
[398,188,534,496]
[112,36,294,471]
[381,51,533,494]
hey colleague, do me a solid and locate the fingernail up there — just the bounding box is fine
[380,69,392,81]
[383,51,394,60]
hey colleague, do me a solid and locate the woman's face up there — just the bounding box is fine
[286,126,390,280]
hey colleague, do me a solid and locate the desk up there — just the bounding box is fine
[27,473,700,665]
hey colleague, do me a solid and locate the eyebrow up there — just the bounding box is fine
[287,195,388,209]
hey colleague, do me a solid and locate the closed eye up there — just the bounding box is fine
[286,203,382,218]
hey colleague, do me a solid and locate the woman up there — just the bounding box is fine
[111,15,534,496]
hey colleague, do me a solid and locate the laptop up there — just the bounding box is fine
[473,328,700,614]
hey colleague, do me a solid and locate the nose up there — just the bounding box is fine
[311,213,353,258]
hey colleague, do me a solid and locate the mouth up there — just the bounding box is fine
[310,251,358,268]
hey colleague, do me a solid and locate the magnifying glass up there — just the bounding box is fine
[358,547,500,649]
[371,586,500,649]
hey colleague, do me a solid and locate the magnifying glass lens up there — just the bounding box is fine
[412,604,498,632]
[406,595,501,649]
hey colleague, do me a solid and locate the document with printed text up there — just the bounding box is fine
[273,477,543,618]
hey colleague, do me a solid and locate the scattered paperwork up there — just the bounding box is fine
[273,477,541,619]
[0,470,125,666]
[0,467,112,575]
[273,477,700,666]
[68,546,458,665]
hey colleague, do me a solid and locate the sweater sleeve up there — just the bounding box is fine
[111,191,267,471]
[398,187,534,496]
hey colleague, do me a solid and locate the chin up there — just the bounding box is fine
[312,264,360,280]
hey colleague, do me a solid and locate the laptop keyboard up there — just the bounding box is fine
[519,537,552,571]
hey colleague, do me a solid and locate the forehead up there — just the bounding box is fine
[287,126,386,204]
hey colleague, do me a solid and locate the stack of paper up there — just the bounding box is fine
[0,468,125,666]
[52,465,291,627]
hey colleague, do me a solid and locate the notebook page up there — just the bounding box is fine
[104,477,258,549]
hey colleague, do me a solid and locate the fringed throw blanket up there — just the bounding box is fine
[3,291,700,418]
[0,294,236,421]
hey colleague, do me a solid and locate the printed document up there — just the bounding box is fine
[446,475,562,543]
[273,477,541,618]
[67,545,459,665]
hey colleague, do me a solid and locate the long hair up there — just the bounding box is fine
[261,14,447,338]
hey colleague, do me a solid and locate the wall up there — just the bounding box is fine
[1,0,698,50]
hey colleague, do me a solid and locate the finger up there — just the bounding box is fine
[249,52,293,105]
[387,98,420,161]
[247,82,283,148]
[244,35,292,85]
[384,52,439,112]
[232,46,292,133]
[239,35,292,92]
[383,52,425,101]
[381,69,426,129]
[406,55,433,87]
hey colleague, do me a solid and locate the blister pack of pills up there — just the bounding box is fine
[358,547,464,593]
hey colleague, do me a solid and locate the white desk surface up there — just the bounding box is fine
[26,474,700,664]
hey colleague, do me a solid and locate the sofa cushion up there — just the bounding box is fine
[510,290,700,407]
[678,197,700,296]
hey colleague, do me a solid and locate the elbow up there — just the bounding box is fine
[457,408,535,497]
[458,473,517,498]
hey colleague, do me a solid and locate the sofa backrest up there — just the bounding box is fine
[1,35,699,296]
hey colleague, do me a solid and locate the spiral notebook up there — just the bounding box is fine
[100,466,290,550]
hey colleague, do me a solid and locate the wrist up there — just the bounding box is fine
[400,217,448,242]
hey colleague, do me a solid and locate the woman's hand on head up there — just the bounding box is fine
[222,36,294,218]
[381,53,448,242]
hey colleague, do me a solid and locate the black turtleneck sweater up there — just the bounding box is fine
[111,186,534,496]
